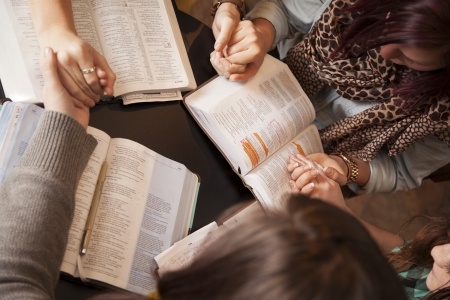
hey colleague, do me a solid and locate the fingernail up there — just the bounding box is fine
[311,169,319,176]
[45,47,51,57]
[289,160,299,168]
[307,182,314,190]
[324,166,332,175]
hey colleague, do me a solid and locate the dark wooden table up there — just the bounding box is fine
[54,6,253,300]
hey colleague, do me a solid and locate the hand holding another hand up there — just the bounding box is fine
[287,154,350,213]
[41,47,89,129]
[211,2,270,82]
[41,30,116,107]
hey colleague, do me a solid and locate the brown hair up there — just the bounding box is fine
[157,195,406,300]
[388,214,450,299]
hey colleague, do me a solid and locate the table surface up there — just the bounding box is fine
[54,5,253,299]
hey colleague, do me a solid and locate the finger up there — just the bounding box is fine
[41,48,62,94]
[81,66,103,95]
[72,97,85,109]
[211,53,233,78]
[228,62,247,74]
[214,19,238,52]
[94,55,116,95]
[294,168,319,189]
[229,63,259,81]
[77,52,104,95]
[57,67,96,107]
[290,164,311,180]
[287,161,300,172]
[289,180,301,194]
[56,51,100,100]
[324,166,348,186]
[218,57,246,76]
[294,154,325,171]
[300,182,315,195]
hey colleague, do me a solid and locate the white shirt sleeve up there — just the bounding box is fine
[246,0,331,55]
[350,135,450,194]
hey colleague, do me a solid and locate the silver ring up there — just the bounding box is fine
[81,66,95,75]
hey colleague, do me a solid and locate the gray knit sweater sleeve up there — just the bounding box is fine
[0,111,97,299]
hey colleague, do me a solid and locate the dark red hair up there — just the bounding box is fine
[332,0,450,110]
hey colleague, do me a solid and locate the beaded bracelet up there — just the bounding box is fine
[211,0,246,20]
[334,153,359,183]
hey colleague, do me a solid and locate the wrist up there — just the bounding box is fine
[330,154,349,179]
[212,0,245,20]
[38,27,77,46]
[330,153,358,184]
[331,153,371,186]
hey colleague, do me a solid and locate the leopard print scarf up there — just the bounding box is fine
[284,0,450,161]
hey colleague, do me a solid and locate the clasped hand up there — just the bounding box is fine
[287,154,350,213]
[41,30,116,107]
[211,5,266,81]
[41,47,89,129]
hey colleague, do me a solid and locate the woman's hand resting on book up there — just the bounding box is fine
[41,47,90,129]
[287,154,351,214]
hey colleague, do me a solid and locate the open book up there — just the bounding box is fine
[0,0,196,104]
[184,55,323,209]
[155,200,262,275]
[0,102,200,295]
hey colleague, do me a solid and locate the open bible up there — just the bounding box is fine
[0,102,200,295]
[155,200,262,275]
[0,0,196,104]
[184,55,323,209]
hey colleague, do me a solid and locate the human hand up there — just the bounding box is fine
[306,153,348,185]
[40,30,116,107]
[211,19,268,81]
[41,47,89,129]
[287,154,350,213]
[212,2,241,53]
[211,2,247,80]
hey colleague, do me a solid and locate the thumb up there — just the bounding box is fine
[41,47,61,92]
[324,166,347,186]
[214,20,235,52]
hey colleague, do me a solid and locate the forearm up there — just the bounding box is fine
[0,111,97,298]
[29,0,76,38]
[355,137,450,194]
[338,202,404,253]
[359,219,404,253]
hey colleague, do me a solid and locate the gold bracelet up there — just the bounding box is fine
[211,0,246,20]
[334,153,359,183]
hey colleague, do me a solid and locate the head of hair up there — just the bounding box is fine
[388,214,450,299]
[332,0,450,110]
[157,195,407,300]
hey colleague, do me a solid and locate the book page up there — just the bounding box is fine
[185,55,315,176]
[0,103,43,182]
[243,125,323,210]
[0,0,43,102]
[155,201,263,275]
[0,0,102,102]
[0,0,194,103]
[79,138,197,295]
[60,127,111,276]
[89,0,195,96]
[154,222,220,275]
